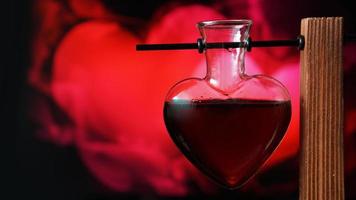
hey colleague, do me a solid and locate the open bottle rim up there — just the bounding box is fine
[197,19,253,29]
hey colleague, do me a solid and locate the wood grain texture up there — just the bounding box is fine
[299,17,344,200]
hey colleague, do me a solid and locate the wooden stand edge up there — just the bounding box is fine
[299,17,344,200]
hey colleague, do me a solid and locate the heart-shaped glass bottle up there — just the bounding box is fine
[163,20,291,189]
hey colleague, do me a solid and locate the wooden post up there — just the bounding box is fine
[299,17,344,200]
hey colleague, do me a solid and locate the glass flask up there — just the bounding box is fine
[163,20,291,189]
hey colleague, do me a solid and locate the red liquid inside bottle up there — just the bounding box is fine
[164,99,291,188]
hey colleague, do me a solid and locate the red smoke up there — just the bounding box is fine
[28,0,356,196]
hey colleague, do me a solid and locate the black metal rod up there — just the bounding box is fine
[136,34,355,53]
[135,41,246,51]
[205,42,244,49]
[136,43,198,50]
[136,36,305,53]
[251,39,299,47]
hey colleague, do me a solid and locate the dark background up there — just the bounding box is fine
[10,0,356,199]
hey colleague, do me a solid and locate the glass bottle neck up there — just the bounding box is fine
[198,20,251,95]
[205,47,246,95]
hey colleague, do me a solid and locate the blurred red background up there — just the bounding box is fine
[12,0,356,199]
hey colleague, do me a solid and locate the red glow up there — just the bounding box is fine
[49,5,225,195]
[28,0,355,196]
[68,0,109,18]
